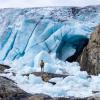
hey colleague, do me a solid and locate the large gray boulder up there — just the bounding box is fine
[0,76,31,100]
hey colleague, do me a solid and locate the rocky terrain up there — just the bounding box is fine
[80,25,100,75]
[0,64,31,100]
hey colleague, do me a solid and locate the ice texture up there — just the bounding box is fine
[0,6,100,98]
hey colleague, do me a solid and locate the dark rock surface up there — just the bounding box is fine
[79,25,100,75]
[28,93,53,100]
[0,64,10,73]
[23,72,69,80]
[0,76,31,100]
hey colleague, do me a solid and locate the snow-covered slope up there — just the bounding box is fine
[0,6,100,98]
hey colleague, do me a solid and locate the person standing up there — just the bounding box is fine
[40,60,44,73]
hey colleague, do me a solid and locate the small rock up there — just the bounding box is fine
[0,64,10,73]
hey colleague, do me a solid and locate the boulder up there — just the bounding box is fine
[0,76,31,100]
[79,25,100,75]
[0,64,10,73]
[87,94,100,100]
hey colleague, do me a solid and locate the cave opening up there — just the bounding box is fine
[56,34,89,62]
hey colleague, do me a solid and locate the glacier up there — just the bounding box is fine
[0,6,100,98]
[0,6,100,65]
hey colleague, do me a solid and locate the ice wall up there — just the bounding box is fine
[0,6,100,66]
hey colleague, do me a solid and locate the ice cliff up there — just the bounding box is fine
[0,6,100,67]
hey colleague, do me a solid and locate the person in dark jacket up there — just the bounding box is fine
[40,60,44,73]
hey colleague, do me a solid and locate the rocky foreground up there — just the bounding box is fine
[0,64,100,100]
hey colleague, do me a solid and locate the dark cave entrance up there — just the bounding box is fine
[56,34,89,62]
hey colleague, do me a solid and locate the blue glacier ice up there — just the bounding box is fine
[56,34,89,61]
[0,6,100,67]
